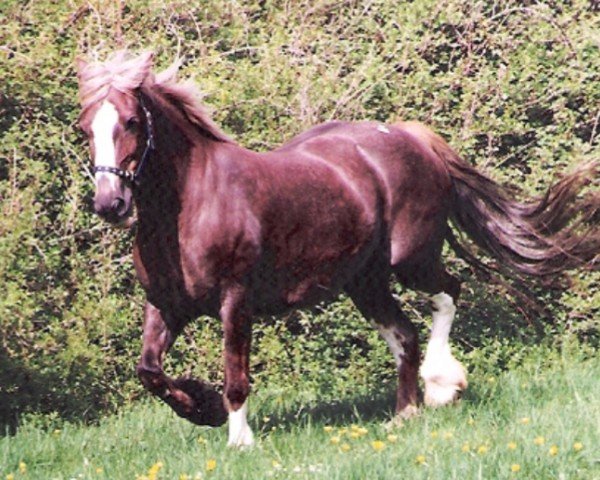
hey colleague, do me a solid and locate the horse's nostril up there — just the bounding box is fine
[112,197,125,213]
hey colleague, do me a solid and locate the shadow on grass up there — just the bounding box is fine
[0,351,117,435]
[263,390,398,431]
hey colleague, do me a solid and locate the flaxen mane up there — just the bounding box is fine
[77,50,233,143]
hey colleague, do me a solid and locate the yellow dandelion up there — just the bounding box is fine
[6,474,15,480]
[340,443,351,452]
[487,376,496,383]
[147,461,163,480]
[350,431,361,439]
[519,417,530,424]
[330,435,341,445]
[430,430,439,438]
[53,429,61,436]
[549,445,558,456]
[387,434,398,443]
[371,440,386,452]
[350,424,360,431]
[271,460,282,470]
[467,418,475,425]
[534,436,545,446]
[96,467,104,474]
[206,459,217,472]
[197,436,207,445]
[477,445,488,454]
[18,462,26,474]
[573,442,583,451]
[443,431,454,440]
[507,441,517,450]
[179,475,190,480]
[511,464,521,473]
[262,416,271,423]
[461,443,470,453]
[415,454,426,465]
[323,426,333,433]
[338,428,348,436]
[357,427,368,436]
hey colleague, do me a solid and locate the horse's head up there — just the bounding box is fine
[76,51,154,225]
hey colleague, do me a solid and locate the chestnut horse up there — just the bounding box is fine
[76,51,598,447]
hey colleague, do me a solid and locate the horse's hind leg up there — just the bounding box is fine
[136,302,227,427]
[346,273,420,421]
[396,264,467,407]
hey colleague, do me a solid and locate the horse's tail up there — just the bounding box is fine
[397,121,599,278]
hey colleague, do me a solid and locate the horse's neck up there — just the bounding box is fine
[133,115,232,225]
[133,93,251,232]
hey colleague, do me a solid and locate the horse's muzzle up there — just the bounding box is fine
[94,196,132,223]
[94,180,133,224]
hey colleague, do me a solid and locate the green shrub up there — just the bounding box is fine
[0,0,597,427]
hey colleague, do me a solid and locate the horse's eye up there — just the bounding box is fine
[125,117,139,132]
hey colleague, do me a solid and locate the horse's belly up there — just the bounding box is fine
[249,275,340,316]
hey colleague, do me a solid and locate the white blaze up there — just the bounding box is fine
[227,401,254,448]
[91,101,120,188]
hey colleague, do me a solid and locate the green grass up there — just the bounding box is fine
[1,344,598,480]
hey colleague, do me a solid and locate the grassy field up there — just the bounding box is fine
[1,342,598,480]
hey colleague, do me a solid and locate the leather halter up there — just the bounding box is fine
[93,93,155,185]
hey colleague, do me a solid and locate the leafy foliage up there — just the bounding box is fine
[0,0,598,427]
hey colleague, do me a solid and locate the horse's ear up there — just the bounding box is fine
[139,51,155,69]
[134,51,155,87]
[75,56,88,76]
[155,57,183,85]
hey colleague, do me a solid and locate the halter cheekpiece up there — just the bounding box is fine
[93,93,155,185]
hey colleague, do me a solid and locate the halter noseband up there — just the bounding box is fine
[93,93,155,185]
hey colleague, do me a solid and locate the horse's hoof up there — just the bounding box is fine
[227,428,255,449]
[385,404,419,430]
[171,377,228,427]
[227,402,255,448]
[421,354,468,407]
[423,381,465,407]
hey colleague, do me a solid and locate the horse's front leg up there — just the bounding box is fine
[136,301,227,426]
[221,284,254,447]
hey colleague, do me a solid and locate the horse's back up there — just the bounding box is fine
[274,121,453,266]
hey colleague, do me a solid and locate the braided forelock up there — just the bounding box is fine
[77,50,154,111]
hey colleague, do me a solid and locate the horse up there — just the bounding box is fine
[76,51,598,447]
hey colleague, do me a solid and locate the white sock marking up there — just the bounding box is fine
[420,292,468,406]
[227,400,254,448]
[91,101,120,189]
[376,325,404,367]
